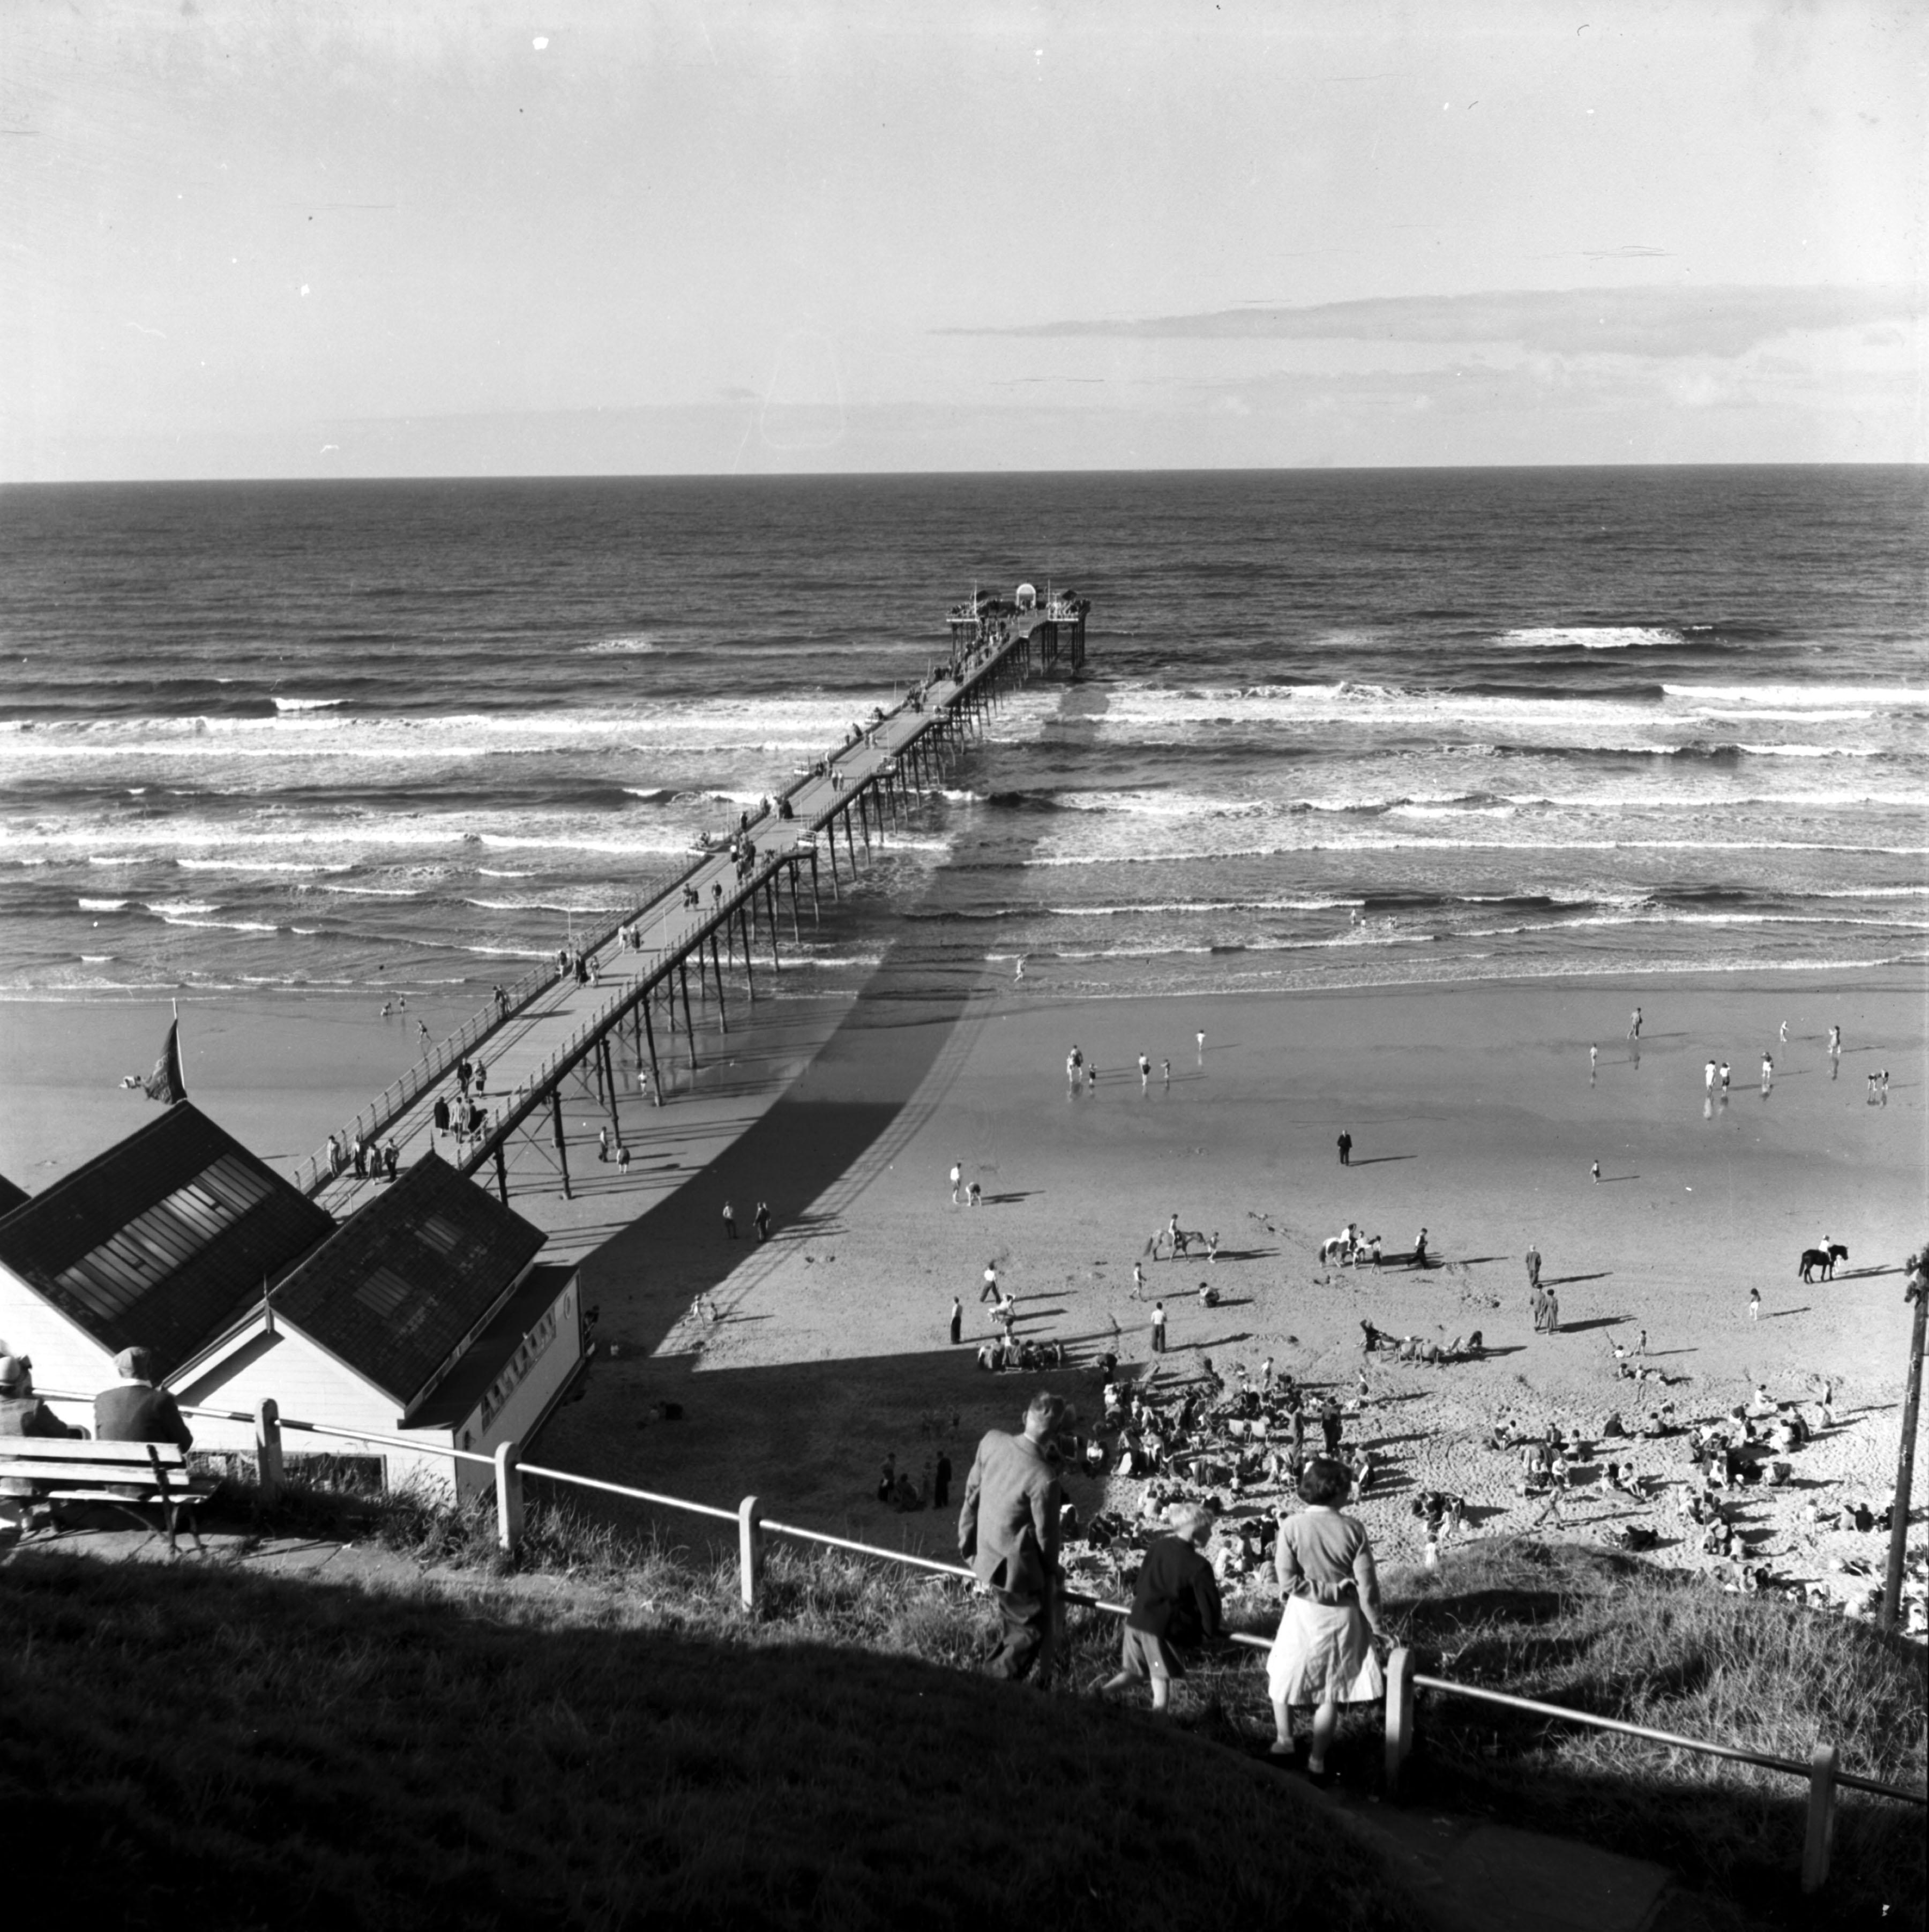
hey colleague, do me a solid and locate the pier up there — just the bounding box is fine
[299,590,1087,1214]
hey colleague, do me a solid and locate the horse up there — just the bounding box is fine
[1798,1242,1849,1282]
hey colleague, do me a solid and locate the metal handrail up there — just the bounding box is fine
[33,1372,1918,1812]
[1409,1672,1926,1804]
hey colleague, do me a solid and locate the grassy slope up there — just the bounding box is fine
[5,1493,1922,1931]
[1373,1542,1927,1928]
[0,1536,1423,1932]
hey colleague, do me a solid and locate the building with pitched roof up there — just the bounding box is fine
[166,1152,583,1498]
[0,1103,334,1395]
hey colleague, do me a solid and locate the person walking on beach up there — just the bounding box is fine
[1591,1160,1601,1183]
[1543,1287,1560,1333]
[1748,1285,1761,1322]
[1705,1058,1717,1095]
[1628,1007,1642,1039]
[1718,1061,1730,1096]
[722,1200,737,1241]
[754,1200,772,1242]
[1139,1053,1150,1092]
[1411,1228,1429,1269]
[1014,957,1024,984]
[1150,1302,1167,1353]
[1336,1130,1352,1167]
[1318,1397,1343,1457]
[950,1161,963,1206]
[949,1297,962,1345]
[1524,1244,1542,1291]
[1196,1028,1206,1064]
[1828,1024,1841,1057]
[1131,1260,1146,1301]
[981,1261,1000,1304]
[1530,1285,1550,1332]
[1589,1043,1598,1076]
[1779,1020,1789,1044]
[1761,1053,1773,1095]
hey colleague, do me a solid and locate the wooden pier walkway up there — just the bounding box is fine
[303,601,1084,1217]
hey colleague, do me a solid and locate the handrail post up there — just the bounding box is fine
[1385,1646,1417,1799]
[1802,1740,1838,1893]
[495,1440,524,1554]
[738,1494,764,1612]
[254,1397,284,1503]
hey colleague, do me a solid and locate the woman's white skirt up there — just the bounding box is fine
[1267,1595,1385,1706]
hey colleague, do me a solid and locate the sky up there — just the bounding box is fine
[2,0,1923,479]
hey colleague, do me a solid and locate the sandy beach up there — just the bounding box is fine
[5,956,1923,1607]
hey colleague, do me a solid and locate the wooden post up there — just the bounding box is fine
[1802,1741,1838,1893]
[679,960,697,1066]
[1880,1255,1926,1631]
[641,988,662,1099]
[810,843,822,919]
[742,904,756,1000]
[826,825,842,898]
[493,1143,508,1204]
[787,862,801,943]
[1385,1647,1417,1798]
[494,1440,524,1553]
[844,805,857,870]
[710,932,728,1034]
[766,879,780,968]
[255,1397,284,1503]
[738,1494,764,1612]
[551,1089,571,1200]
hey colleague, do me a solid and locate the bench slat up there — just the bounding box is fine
[12,1485,216,1504]
[0,1461,182,1480]
[0,1440,189,1465]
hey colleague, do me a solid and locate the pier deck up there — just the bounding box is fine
[303,603,1080,1217]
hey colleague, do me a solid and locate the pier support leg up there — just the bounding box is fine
[601,1037,622,1143]
[710,933,728,1034]
[787,864,801,944]
[679,962,697,1067]
[826,827,841,898]
[551,1090,571,1200]
[742,907,755,1002]
[766,879,780,969]
[845,807,857,871]
[494,1143,509,1205]
[641,990,662,1101]
[810,845,822,920]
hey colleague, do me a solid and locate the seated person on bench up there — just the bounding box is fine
[0,1356,83,1441]
[94,1347,193,1449]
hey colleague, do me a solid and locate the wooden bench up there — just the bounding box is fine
[0,1439,215,1554]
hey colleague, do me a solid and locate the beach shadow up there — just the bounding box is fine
[1209,1248,1277,1263]
[1349,1155,1416,1167]
[1542,1271,1612,1287]
[978,1190,1039,1205]
[1455,1255,1509,1266]
[1596,1174,1640,1184]
[1765,1307,1812,1320]
[1644,1347,1697,1359]
[1197,1296,1255,1309]
[1474,1344,1527,1359]
[1556,1316,1627,1335]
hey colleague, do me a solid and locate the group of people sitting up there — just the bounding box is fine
[0,1346,193,1532]
[1358,1320,1482,1364]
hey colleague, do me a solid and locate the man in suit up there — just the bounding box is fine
[94,1347,193,1449]
[958,1391,1074,1682]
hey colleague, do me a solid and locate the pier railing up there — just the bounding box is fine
[32,1378,1923,1894]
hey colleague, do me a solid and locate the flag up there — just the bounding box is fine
[143,1015,186,1105]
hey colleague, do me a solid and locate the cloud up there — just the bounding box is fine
[946,284,1925,360]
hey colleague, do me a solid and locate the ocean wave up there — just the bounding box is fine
[271,697,346,713]
[143,900,216,917]
[462,896,630,914]
[579,637,659,654]
[1662,683,1929,708]
[317,883,425,898]
[76,896,128,910]
[1498,626,1683,649]
[157,914,281,933]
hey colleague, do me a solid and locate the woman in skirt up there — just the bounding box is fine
[1268,1456,1387,1779]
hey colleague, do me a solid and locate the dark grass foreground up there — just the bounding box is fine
[1372,1542,1927,1931]
[0,1540,1426,1932]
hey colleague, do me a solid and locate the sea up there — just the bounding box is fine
[1,468,1924,1008]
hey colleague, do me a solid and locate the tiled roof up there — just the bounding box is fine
[405,1263,577,1431]
[0,1173,27,1217]
[0,1104,334,1377]
[272,1154,544,1409]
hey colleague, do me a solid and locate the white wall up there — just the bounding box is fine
[447,1275,581,1503]
[0,1264,118,1421]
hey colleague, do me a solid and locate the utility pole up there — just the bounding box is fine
[1879,1246,1928,1633]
